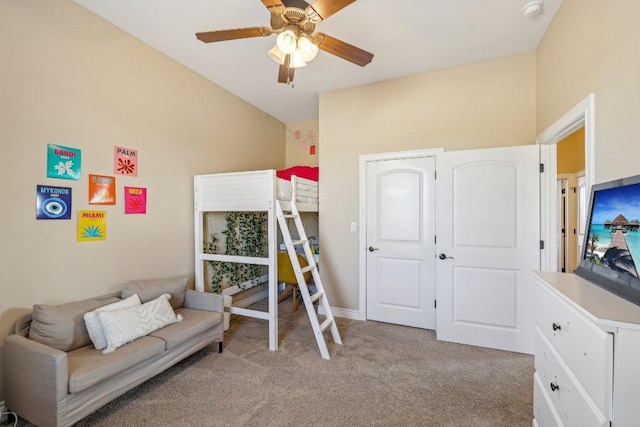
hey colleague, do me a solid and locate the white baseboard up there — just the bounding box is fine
[222,275,268,297]
[232,289,268,308]
[229,289,364,321]
[318,306,365,320]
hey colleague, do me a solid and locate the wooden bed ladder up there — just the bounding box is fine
[276,200,342,360]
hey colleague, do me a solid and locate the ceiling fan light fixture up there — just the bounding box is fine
[298,36,319,62]
[289,49,307,68]
[276,29,298,54]
[268,44,286,65]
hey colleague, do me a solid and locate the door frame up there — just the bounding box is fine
[557,176,569,273]
[358,148,444,320]
[538,93,595,272]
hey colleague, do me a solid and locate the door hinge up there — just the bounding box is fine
[434,235,437,244]
[540,163,545,173]
[434,171,437,180]
[434,300,437,308]
[561,188,566,194]
[540,240,545,250]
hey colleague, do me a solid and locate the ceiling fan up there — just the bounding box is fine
[195,0,374,84]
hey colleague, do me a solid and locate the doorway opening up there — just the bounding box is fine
[556,126,586,272]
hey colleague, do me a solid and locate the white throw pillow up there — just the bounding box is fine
[98,293,183,354]
[84,294,142,350]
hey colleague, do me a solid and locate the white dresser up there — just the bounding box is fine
[532,271,640,427]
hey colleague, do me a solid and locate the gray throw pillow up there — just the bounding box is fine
[121,275,188,309]
[29,296,120,351]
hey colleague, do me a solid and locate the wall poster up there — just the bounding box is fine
[47,144,81,181]
[89,174,116,205]
[36,185,72,220]
[124,186,147,214]
[77,210,106,241]
[114,146,138,176]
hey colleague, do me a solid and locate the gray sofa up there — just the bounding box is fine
[4,276,224,427]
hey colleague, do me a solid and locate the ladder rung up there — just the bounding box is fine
[300,265,315,274]
[319,318,334,332]
[283,214,298,218]
[310,291,324,303]
[291,239,307,246]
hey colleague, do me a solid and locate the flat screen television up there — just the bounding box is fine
[576,174,640,306]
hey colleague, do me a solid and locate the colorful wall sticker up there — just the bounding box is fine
[89,174,116,205]
[114,146,138,176]
[47,144,81,180]
[124,186,147,214]
[77,210,106,241]
[36,185,72,220]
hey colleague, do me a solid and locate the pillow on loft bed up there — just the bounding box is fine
[276,166,318,182]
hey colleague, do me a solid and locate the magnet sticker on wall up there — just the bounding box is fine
[36,185,72,220]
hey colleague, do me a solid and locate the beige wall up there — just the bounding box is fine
[537,0,640,183]
[0,0,285,401]
[285,120,319,167]
[319,52,537,311]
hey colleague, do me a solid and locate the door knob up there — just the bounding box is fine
[368,246,379,252]
[438,253,454,260]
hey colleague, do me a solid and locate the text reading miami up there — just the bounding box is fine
[82,212,104,218]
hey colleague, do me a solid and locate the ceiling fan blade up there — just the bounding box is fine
[196,27,272,43]
[306,0,356,23]
[278,55,295,84]
[261,0,286,14]
[261,0,285,7]
[314,33,373,67]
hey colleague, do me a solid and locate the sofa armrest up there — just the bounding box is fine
[183,290,224,313]
[4,334,68,426]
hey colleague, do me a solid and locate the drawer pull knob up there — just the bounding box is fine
[550,382,560,392]
[552,323,562,331]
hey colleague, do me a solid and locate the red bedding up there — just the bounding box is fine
[276,166,319,182]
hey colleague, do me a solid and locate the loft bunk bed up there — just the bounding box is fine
[193,168,341,359]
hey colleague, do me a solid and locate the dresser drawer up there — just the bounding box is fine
[534,372,562,427]
[535,282,613,416]
[535,327,608,427]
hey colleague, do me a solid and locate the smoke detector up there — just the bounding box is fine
[523,1,544,18]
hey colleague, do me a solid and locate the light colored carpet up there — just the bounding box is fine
[15,298,534,426]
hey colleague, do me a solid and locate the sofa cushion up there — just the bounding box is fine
[121,276,188,309]
[29,296,121,352]
[149,308,223,350]
[67,336,166,393]
[84,294,142,350]
[98,294,184,354]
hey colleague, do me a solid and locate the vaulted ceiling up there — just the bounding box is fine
[72,0,563,123]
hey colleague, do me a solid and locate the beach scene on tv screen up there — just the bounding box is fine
[585,182,640,279]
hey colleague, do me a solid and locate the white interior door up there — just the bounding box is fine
[366,156,436,329]
[435,145,540,354]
